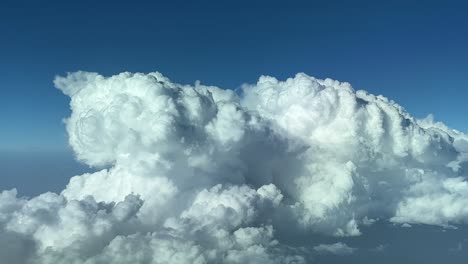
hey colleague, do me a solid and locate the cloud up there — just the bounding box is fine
[0,71,467,263]
[369,244,387,253]
[449,242,463,252]
[313,242,356,255]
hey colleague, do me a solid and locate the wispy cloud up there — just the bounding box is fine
[313,242,356,255]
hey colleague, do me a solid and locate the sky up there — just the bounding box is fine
[1,1,468,263]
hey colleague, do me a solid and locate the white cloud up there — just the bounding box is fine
[0,71,467,263]
[313,242,356,255]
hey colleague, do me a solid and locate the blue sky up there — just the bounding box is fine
[1,0,467,151]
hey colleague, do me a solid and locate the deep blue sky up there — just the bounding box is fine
[1,0,467,151]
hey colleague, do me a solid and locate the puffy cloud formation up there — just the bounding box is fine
[1,71,468,263]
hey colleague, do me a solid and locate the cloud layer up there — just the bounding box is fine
[1,71,467,263]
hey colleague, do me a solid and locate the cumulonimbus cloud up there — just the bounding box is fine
[1,71,467,263]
